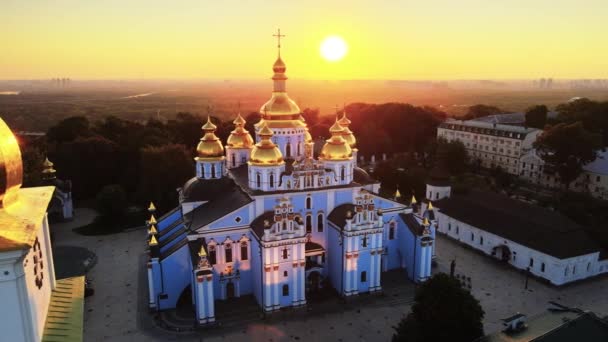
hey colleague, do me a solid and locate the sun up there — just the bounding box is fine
[320,36,348,62]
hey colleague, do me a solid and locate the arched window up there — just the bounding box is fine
[297,143,301,156]
[306,196,312,209]
[361,271,367,282]
[306,215,312,233]
[256,173,261,188]
[435,192,439,200]
[282,248,289,260]
[269,173,275,188]
[282,221,287,231]
[231,153,236,167]
[282,284,289,296]
[340,166,345,181]
[286,142,292,158]
[224,243,233,263]
[389,222,396,240]
[211,164,216,178]
[208,245,217,265]
[317,213,324,232]
[240,242,248,261]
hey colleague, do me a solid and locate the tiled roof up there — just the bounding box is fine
[41,276,85,342]
[583,149,608,175]
[399,213,425,236]
[327,203,355,230]
[436,191,600,258]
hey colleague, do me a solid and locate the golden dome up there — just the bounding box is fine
[42,157,57,180]
[338,112,352,126]
[337,112,356,147]
[196,117,225,160]
[0,117,22,208]
[329,120,344,134]
[249,124,284,166]
[320,120,352,161]
[233,113,246,126]
[304,128,313,143]
[227,114,254,149]
[273,57,286,73]
[341,126,357,148]
[259,93,301,117]
[260,55,302,118]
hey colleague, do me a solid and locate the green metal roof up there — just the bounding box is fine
[42,276,85,342]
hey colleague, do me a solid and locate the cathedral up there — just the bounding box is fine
[146,39,435,325]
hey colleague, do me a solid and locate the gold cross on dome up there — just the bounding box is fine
[273,28,286,55]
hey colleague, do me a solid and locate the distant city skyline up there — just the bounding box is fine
[3,0,608,80]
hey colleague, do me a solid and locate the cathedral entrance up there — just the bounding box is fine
[226,282,235,299]
[307,271,321,293]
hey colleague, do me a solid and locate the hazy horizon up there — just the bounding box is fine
[3,1,608,80]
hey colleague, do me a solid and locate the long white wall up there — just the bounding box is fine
[435,211,607,286]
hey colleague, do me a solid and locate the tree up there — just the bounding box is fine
[47,116,91,144]
[462,104,504,120]
[525,105,548,129]
[534,122,602,187]
[138,144,194,213]
[393,273,485,342]
[96,184,128,223]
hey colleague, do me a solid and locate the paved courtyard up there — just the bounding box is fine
[51,209,608,341]
[434,234,608,333]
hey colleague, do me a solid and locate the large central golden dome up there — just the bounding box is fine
[259,57,301,118]
[249,124,284,166]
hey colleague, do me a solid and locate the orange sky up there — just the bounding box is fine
[2,0,608,80]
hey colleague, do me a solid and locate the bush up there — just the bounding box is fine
[96,184,127,222]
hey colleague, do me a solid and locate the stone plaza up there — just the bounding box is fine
[52,208,608,341]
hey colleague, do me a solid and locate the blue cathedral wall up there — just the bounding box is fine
[250,238,263,305]
[327,224,343,293]
[158,245,192,310]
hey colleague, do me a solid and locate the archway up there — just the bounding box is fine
[492,245,511,262]
[175,285,194,319]
[307,271,321,293]
[226,281,235,299]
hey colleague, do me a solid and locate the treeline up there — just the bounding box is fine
[21,103,446,214]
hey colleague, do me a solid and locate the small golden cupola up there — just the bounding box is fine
[42,157,57,180]
[249,123,284,166]
[196,116,225,161]
[338,111,356,148]
[320,120,352,161]
[227,113,254,149]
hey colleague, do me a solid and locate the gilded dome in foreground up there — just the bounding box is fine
[320,120,352,161]
[249,124,284,166]
[196,117,225,160]
[227,113,254,149]
[0,117,22,207]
